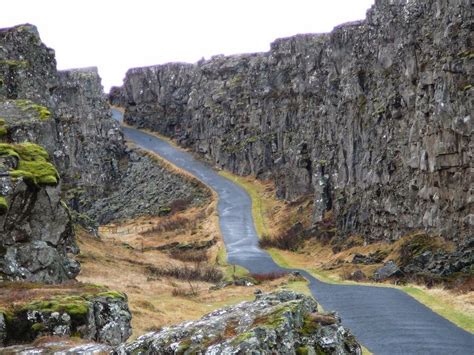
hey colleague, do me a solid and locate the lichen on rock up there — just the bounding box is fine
[0,142,59,186]
[118,290,361,354]
[0,285,131,347]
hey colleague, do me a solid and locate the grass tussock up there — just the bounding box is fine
[259,223,304,251]
[251,272,288,283]
[146,263,223,283]
[142,215,192,236]
[172,281,200,298]
[169,249,209,263]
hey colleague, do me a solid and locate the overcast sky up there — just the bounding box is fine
[3,0,374,92]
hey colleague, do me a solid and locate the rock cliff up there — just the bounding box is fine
[119,0,472,253]
[1,23,210,283]
[0,24,127,283]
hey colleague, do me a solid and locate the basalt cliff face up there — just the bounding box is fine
[0,24,125,283]
[120,0,472,252]
[0,24,210,284]
[0,25,124,283]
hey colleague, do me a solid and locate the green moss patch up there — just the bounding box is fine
[0,59,29,68]
[0,117,7,138]
[93,291,127,301]
[22,296,90,321]
[0,142,59,186]
[298,315,321,336]
[14,99,51,121]
[0,196,7,214]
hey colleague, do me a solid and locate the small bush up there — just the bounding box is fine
[259,224,304,251]
[142,216,191,236]
[251,272,288,282]
[147,263,223,283]
[169,249,208,263]
[169,198,193,213]
[399,233,440,267]
[171,282,199,297]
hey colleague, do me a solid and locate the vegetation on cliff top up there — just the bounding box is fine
[14,99,51,121]
[0,142,59,186]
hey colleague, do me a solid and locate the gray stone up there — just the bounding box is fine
[348,270,367,282]
[373,261,403,281]
[0,293,131,347]
[117,290,361,354]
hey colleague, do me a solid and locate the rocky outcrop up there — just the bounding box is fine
[0,291,131,347]
[0,24,126,283]
[119,0,473,254]
[118,290,361,354]
[0,291,360,354]
[83,149,210,225]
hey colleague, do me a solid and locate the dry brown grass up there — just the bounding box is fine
[251,272,288,283]
[146,263,223,283]
[76,199,304,339]
[169,249,209,263]
[0,281,109,311]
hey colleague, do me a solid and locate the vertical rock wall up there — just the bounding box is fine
[121,0,473,244]
[0,24,125,282]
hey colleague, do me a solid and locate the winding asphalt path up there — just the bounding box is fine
[112,109,474,354]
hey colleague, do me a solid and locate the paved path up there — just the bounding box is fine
[113,109,474,354]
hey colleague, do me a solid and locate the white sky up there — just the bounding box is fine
[2,0,374,92]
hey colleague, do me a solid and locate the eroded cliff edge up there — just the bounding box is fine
[117,0,472,271]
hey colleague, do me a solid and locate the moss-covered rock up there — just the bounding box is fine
[0,142,59,186]
[14,99,51,121]
[1,288,131,347]
[118,291,361,354]
[0,196,7,214]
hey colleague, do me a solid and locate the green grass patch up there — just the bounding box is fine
[14,99,51,121]
[283,280,312,296]
[22,296,89,320]
[93,291,127,301]
[402,286,474,333]
[217,246,250,280]
[0,196,7,214]
[0,142,59,186]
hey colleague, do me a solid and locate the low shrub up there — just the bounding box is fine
[147,263,223,283]
[142,216,191,236]
[171,282,199,297]
[259,224,304,251]
[169,249,209,263]
[250,272,288,282]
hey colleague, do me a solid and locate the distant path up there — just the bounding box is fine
[112,109,473,354]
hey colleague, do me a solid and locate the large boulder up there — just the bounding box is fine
[373,261,403,282]
[118,290,361,354]
[0,290,131,347]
